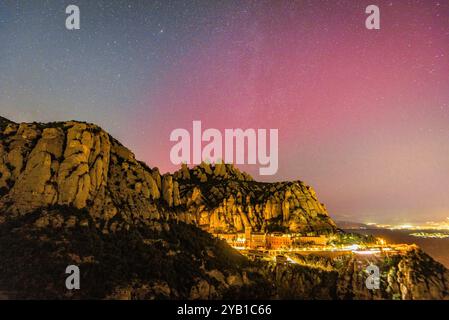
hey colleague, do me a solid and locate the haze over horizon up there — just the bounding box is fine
[1,0,449,224]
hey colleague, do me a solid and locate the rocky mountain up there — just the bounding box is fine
[0,206,273,299]
[0,118,335,234]
[1,117,448,300]
[171,162,336,233]
[265,247,449,299]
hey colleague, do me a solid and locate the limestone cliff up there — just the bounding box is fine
[1,116,448,300]
[0,120,161,231]
[171,162,335,233]
[0,118,335,234]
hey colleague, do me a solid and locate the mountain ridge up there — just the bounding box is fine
[0,117,335,234]
[1,116,448,300]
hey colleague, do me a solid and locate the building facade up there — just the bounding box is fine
[214,227,295,250]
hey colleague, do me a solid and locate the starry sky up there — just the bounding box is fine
[1,0,449,224]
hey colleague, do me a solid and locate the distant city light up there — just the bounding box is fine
[392,224,414,230]
[360,219,449,231]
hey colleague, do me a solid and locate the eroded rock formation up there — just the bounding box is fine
[264,248,449,300]
[1,116,448,300]
[0,118,335,234]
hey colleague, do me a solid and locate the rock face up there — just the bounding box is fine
[169,162,335,233]
[264,248,449,300]
[0,120,162,230]
[1,116,448,300]
[0,118,335,234]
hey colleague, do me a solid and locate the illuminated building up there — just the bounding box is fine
[214,227,328,250]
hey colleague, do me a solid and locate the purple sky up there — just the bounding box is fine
[1,0,449,223]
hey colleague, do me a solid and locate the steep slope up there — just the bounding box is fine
[1,116,448,300]
[0,116,13,131]
[0,119,335,233]
[0,206,272,299]
[171,162,336,233]
[0,120,163,230]
[265,247,449,299]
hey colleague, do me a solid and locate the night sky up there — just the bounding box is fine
[1,0,449,224]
